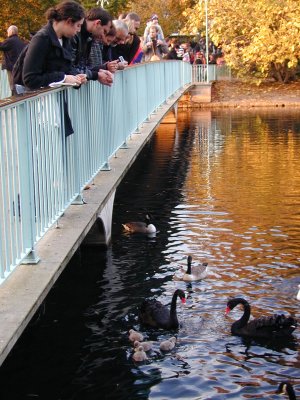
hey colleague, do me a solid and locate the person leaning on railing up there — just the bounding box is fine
[122,13,141,64]
[71,7,115,86]
[104,19,128,65]
[101,23,128,70]
[22,0,87,90]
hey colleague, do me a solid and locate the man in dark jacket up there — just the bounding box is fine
[71,7,114,86]
[111,13,141,64]
[0,25,26,94]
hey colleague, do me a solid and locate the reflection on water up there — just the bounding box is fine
[0,108,299,399]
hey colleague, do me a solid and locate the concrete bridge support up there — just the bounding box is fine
[83,190,116,247]
[190,83,212,104]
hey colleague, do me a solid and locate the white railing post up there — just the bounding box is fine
[0,61,192,283]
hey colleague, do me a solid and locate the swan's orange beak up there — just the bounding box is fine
[225,306,230,315]
[181,298,186,304]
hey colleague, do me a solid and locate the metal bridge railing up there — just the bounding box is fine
[0,60,192,284]
[0,63,231,101]
[192,64,231,83]
[0,68,11,99]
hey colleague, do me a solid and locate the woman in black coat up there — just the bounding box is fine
[23,0,86,90]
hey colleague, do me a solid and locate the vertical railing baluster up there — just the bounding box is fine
[0,61,193,282]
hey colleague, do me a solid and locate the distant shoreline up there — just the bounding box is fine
[208,80,300,108]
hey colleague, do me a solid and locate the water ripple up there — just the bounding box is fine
[1,110,300,400]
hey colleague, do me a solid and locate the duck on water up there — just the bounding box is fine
[180,255,209,282]
[122,214,156,234]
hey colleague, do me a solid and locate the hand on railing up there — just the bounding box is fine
[64,74,87,86]
[77,74,88,85]
[106,60,119,73]
[117,60,128,70]
[98,70,114,87]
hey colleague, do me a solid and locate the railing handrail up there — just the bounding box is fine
[192,64,231,83]
[0,63,231,103]
[0,61,192,283]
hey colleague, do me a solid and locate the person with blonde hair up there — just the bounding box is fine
[126,20,143,64]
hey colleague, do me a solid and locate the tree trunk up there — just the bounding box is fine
[270,62,294,84]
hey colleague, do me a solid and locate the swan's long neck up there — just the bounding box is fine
[287,384,297,400]
[234,299,251,329]
[170,291,179,324]
[186,259,192,274]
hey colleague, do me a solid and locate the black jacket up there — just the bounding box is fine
[102,44,113,62]
[71,23,104,80]
[111,34,140,64]
[23,22,73,89]
[0,34,26,71]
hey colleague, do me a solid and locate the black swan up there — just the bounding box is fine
[139,289,186,329]
[225,298,297,339]
[276,382,296,400]
[182,255,209,281]
[122,214,156,233]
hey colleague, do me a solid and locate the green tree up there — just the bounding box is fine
[183,0,300,83]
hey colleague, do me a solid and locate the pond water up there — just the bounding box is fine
[0,108,300,400]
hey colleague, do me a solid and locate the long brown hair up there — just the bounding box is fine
[46,1,85,23]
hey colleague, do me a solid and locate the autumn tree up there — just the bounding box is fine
[126,0,192,37]
[81,0,129,18]
[0,0,128,41]
[183,0,300,83]
[0,0,56,41]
